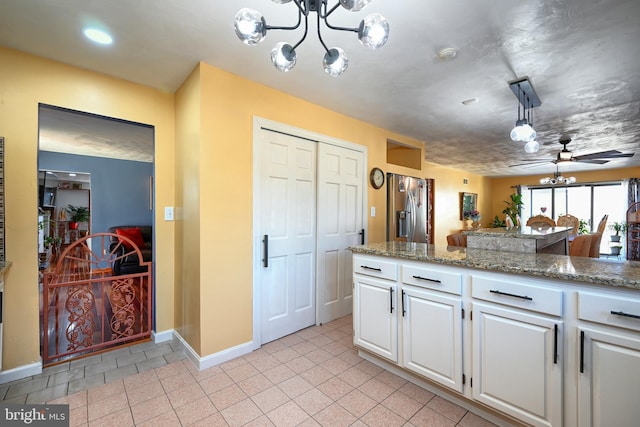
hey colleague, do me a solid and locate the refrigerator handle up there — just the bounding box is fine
[407,190,417,241]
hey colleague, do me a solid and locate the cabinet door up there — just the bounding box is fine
[402,286,463,392]
[472,302,562,427]
[354,276,398,362]
[578,328,640,427]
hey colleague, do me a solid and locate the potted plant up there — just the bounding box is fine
[609,221,627,242]
[66,205,90,230]
[502,193,524,226]
[610,243,623,256]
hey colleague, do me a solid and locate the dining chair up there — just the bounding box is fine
[569,234,592,257]
[446,233,467,247]
[526,215,556,228]
[588,232,603,258]
[557,214,580,237]
[596,214,609,234]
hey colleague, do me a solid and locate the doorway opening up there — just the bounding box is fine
[37,104,155,365]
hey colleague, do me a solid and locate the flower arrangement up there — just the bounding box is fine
[463,210,481,221]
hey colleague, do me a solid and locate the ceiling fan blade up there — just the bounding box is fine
[508,160,551,167]
[573,150,632,160]
[574,159,610,164]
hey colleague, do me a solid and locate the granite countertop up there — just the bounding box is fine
[463,226,572,239]
[350,242,640,290]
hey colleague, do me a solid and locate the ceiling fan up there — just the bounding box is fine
[510,137,634,168]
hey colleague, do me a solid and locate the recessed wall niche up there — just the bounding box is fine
[386,139,422,170]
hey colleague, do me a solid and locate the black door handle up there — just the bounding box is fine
[553,324,558,365]
[580,330,585,373]
[389,287,394,314]
[359,229,365,245]
[401,290,406,317]
[489,289,533,301]
[262,235,268,268]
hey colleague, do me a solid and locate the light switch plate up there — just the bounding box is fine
[371,206,376,217]
[164,207,174,221]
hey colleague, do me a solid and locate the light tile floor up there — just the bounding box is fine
[1,315,501,426]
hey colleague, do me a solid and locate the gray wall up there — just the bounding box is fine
[38,151,153,237]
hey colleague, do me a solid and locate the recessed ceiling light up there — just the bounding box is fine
[83,28,113,45]
[437,47,457,61]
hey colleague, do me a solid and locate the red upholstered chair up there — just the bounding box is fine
[569,234,592,257]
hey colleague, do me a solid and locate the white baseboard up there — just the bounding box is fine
[173,331,253,371]
[0,361,42,384]
[152,329,175,343]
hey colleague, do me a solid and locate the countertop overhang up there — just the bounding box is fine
[462,226,573,239]
[350,242,640,290]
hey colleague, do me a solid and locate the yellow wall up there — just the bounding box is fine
[0,46,176,370]
[12,45,635,368]
[192,63,492,354]
[174,66,202,353]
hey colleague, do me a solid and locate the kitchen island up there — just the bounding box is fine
[463,226,572,255]
[349,242,640,427]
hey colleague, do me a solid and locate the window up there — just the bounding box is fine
[523,181,625,256]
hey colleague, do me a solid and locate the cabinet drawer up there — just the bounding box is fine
[401,264,462,295]
[578,291,640,332]
[472,275,563,317]
[353,255,397,281]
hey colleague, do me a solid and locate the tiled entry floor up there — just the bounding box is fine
[1,316,500,426]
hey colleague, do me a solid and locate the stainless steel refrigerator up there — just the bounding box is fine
[387,173,429,243]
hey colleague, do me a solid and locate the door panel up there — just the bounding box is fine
[317,144,365,324]
[260,130,317,344]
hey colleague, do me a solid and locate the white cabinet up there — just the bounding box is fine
[577,291,640,426]
[401,285,463,392]
[471,275,563,427]
[354,276,398,362]
[353,255,398,362]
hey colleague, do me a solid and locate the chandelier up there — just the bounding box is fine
[508,77,541,153]
[234,0,389,76]
[539,166,576,185]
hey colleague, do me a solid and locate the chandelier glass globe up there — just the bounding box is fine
[340,0,372,12]
[358,13,390,49]
[323,48,348,77]
[524,139,540,154]
[271,0,292,4]
[234,8,267,45]
[271,42,297,72]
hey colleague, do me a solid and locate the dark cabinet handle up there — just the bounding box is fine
[580,330,585,373]
[611,310,640,319]
[262,235,269,268]
[359,229,365,245]
[412,275,441,284]
[402,290,406,317]
[361,265,382,272]
[553,324,558,365]
[390,287,394,314]
[489,289,533,301]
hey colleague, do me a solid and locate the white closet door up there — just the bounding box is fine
[316,143,365,324]
[259,129,317,344]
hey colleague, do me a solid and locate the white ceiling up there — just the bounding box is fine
[2,0,639,176]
